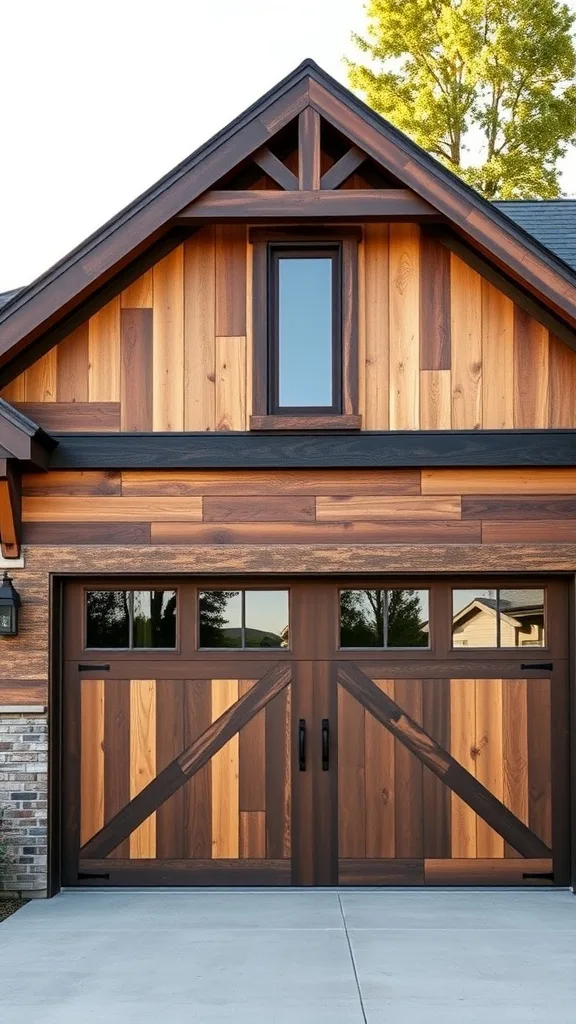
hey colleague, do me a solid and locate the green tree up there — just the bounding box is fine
[346,0,576,198]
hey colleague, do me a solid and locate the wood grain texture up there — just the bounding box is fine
[514,307,549,428]
[121,309,152,431]
[548,333,576,427]
[420,233,450,370]
[422,468,576,495]
[150,520,481,546]
[239,681,265,812]
[211,679,240,859]
[23,470,121,497]
[482,520,576,543]
[363,224,389,429]
[425,858,553,885]
[482,280,514,428]
[265,685,291,859]
[13,402,121,431]
[394,679,423,858]
[121,269,153,309]
[25,349,57,402]
[153,247,184,431]
[449,678,476,858]
[22,496,203,522]
[122,468,421,496]
[88,298,121,402]
[463,496,576,520]
[475,680,504,858]
[365,680,395,858]
[129,679,157,858]
[338,684,366,858]
[527,678,552,847]
[104,678,131,859]
[184,229,216,431]
[503,679,528,857]
[80,679,105,846]
[155,679,185,859]
[204,495,315,523]
[183,680,212,859]
[316,495,461,521]
[56,324,89,402]
[389,223,420,429]
[240,811,266,858]
[451,255,482,429]
[422,677,451,859]
[215,336,246,431]
[298,107,321,190]
[215,225,246,336]
[420,369,451,429]
[0,680,48,704]
[23,522,151,545]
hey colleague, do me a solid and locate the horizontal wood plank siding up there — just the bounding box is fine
[3,224,573,432]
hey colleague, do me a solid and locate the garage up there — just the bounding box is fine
[61,576,569,887]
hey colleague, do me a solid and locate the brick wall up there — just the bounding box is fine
[0,712,48,895]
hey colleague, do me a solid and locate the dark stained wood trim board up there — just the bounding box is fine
[177,189,440,220]
[47,430,576,469]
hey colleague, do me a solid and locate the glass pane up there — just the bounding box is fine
[387,590,429,647]
[86,591,130,648]
[499,589,545,648]
[278,257,333,407]
[199,591,242,648]
[133,591,177,649]
[452,589,497,648]
[340,590,385,648]
[245,591,289,648]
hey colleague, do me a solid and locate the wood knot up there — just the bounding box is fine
[470,735,488,761]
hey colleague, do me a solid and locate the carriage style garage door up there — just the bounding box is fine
[61,577,570,888]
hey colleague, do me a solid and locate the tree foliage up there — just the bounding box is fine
[347,0,576,198]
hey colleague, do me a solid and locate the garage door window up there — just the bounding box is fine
[85,590,177,649]
[199,590,289,649]
[339,589,429,649]
[452,588,545,648]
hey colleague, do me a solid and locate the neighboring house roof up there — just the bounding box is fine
[495,201,576,274]
[0,57,575,385]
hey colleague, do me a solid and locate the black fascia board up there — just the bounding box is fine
[49,430,576,470]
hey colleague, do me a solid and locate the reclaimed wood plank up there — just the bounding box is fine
[451,254,482,429]
[88,298,121,402]
[129,679,156,859]
[389,223,420,429]
[215,336,246,430]
[184,229,216,431]
[153,246,184,430]
[482,280,514,428]
[80,678,105,846]
[211,679,239,859]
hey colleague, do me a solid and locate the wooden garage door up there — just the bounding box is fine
[61,577,570,887]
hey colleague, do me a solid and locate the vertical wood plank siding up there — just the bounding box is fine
[4,225,573,431]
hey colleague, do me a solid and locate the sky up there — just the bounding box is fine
[1,0,575,292]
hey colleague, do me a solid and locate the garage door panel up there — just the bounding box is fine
[336,664,553,884]
[75,664,292,882]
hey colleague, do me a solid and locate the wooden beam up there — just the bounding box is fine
[298,107,321,189]
[427,227,576,355]
[177,189,439,221]
[253,147,298,190]
[321,146,366,189]
[0,460,21,558]
[48,429,576,470]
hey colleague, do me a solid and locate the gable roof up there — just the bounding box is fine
[495,201,576,274]
[1,58,575,385]
[0,289,23,311]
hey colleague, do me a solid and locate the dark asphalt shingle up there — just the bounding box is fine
[494,200,576,273]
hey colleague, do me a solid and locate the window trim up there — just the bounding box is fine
[250,228,360,426]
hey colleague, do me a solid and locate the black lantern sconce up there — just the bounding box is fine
[0,571,21,636]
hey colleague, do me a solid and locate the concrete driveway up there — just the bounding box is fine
[0,888,575,1023]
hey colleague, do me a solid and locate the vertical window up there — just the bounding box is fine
[270,247,341,413]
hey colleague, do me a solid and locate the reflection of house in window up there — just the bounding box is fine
[452,590,545,648]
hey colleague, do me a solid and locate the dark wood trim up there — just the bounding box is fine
[251,241,268,416]
[321,146,366,190]
[0,460,21,558]
[342,237,359,415]
[429,228,576,355]
[48,429,576,470]
[177,188,439,220]
[298,107,321,190]
[337,662,552,858]
[249,227,363,243]
[0,399,55,467]
[253,147,298,190]
[250,414,362,431]
[77,858,291,886]
[80,663,291,859]
[48,575,64,897]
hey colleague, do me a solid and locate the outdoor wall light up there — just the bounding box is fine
[0,571,21,636]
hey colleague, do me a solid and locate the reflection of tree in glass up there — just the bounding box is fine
[86,591,130,647]
[133,591,176,648]
[199,591,241,647]
[387,590,427,647]
[340,590,384,646]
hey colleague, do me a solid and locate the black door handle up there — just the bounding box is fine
[299,719,306,771]
[521,663,553,671]
[321,719,330,771]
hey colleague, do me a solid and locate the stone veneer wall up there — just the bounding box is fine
[0,711,48,895]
